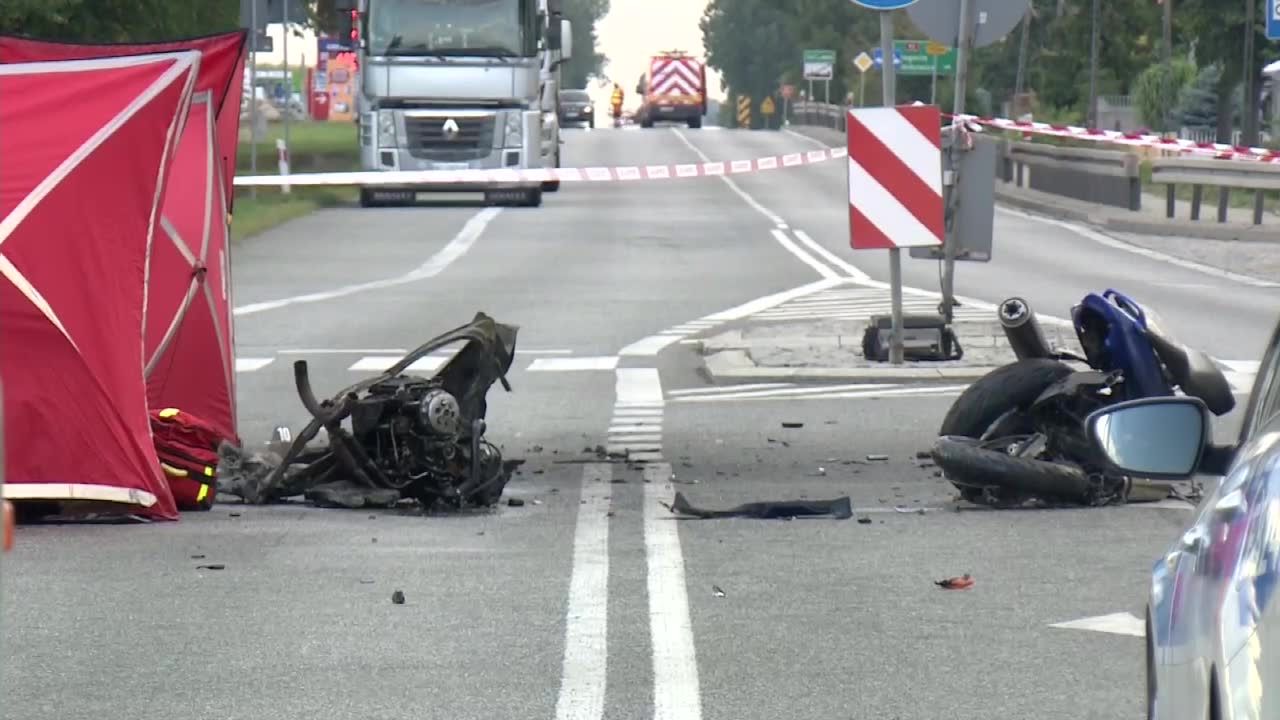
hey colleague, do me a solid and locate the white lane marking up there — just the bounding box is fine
[1221,360,1262,373]
[996,206,1280,289]
[608,424,663,434]
[671,128,785,227]
[703,278,843,321]
[554,462,613,720]
[620,334,686,357]
[528,356,619,372]
[614,408,664,417]
[671,383,894,400]
[1049,612,1145,638]
[644,462,703,720]
[349,355,448,372]
[516,349,575,355]
[770,228,839,279]
[783,127,832,150]
[672,384,969,403]
[277,348,410,355]
[233,206,503,316]
[617,368,664,406]
[667,383,793,396]
[235,357,275,372]
[790,230,872,282]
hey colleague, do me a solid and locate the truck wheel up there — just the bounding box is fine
[641,116,654,128]
[359,189,378,208]
[688,116,702,129]
[524,188,543,207]
[543,150,561,193]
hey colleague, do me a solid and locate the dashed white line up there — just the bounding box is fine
[349,355,447,373]
[235,357,274,372]
[554,462,613,720]
[644,461,702,720]
[672,128,786,228]
[616,368,664,406]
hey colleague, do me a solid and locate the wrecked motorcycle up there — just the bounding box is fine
[931,289,1236,507]
[217,312,523,510]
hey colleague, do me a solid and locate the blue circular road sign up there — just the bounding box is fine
[849,0,920,9]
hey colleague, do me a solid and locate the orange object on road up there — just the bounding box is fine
[935,574,974,590]
[3,500,13,552]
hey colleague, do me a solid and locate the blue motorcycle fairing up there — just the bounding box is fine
[1070,289,1176,402]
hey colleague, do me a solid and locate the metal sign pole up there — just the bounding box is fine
[283,0,292,151]
[940,0,974,325]
[880,11,904,365]
[249,0,259,200]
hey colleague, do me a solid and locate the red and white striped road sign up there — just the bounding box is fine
[650,55,703,96]
[846,104,944,250]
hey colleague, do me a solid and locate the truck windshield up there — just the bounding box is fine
[367,0,534,58]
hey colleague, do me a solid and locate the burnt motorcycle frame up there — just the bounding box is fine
[249,313,519,508]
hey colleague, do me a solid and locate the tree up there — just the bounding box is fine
[1174,62,1223,131]
[700,0,796,103]
[560,0,608,88]
[0,0,239,42]
[1133,58,1197,130]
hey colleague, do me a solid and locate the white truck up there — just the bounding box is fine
[335,0,571,208]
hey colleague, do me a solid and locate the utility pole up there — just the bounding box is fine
[1243,0,1258,145]
[1014,6,1032,103]
[1162,0,1172,132]
[282,0,292,151]
[1087,0,1101,128]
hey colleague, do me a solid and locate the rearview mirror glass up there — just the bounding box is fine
[1086,397,1209,478]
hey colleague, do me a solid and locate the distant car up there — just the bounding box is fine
[1085,317,1280,720]
[557,89,594,128]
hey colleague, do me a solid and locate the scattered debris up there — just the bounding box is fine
[811,467,827,477]
[857,517,872,525]
[532,499,543,505]
[935,574,975,590]
[391,590,406,605]
[664,491,853,520]
[228,512,242,517]
[895,507,927,515]
[359,578,375,584]
[508,498,526,507]
[196,564,226,571]
[866,454,889,462]
[781,422,804,429]
[915,450,931,460]
[190,554,206,559]
[712,585,726,598]
[767,438,791,447]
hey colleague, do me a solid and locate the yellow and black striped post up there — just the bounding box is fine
[736,95,752,129]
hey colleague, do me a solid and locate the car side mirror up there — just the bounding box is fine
[560,19,573,61]
[1085,396,1210,479]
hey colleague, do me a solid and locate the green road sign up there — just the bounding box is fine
[802,49,836,80]
[894,39,956,76]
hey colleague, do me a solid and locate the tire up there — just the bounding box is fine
[688,116,702,129]
[358,188,378,208]
[523,188,542,207]
[588,117,594,128]
[931,436,1093,503]
[543,150,561,193]
[937,358,1075,500]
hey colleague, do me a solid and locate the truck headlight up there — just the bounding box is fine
[377,110,396,147]
[504,112,523,148]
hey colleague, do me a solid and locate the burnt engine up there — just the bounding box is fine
[350,375,506,506]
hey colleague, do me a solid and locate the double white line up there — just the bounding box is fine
[555,461,699,720]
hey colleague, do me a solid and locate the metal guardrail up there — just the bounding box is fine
[790,101,846,131]
[1151,157,1280,225]
[1006,140,1142,211]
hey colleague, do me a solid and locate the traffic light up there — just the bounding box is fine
[350,9,359,46]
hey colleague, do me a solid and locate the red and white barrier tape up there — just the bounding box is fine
[950,113,1280,162]
[232,147,848,187]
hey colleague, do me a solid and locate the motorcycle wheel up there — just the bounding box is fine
[937,358,1075,502]
[931,435,1093,504]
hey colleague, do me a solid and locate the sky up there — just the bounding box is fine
[589,0,724,110]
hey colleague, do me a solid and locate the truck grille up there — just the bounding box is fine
[403,115,495,162]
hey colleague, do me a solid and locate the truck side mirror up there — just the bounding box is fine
[559,19,572,61]
[546,15,562,51]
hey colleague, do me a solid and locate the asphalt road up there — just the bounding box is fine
[1,122,1258,720]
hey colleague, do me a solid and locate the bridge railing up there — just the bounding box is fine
[788,103,1279,226]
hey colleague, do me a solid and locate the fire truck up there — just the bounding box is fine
[634,50,707,129]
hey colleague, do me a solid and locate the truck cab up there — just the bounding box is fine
[336,0,571,207]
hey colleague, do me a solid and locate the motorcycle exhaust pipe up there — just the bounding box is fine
[999,297,1054,361]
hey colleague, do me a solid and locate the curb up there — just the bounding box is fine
[703,350,996,384]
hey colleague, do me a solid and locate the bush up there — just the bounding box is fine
[1133,59,1196,131]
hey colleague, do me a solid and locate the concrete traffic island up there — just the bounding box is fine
[696,317,1086,383]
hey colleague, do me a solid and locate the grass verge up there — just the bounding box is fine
[230,187,357,243]
[232,120,362,240]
